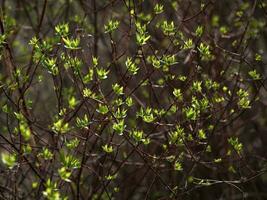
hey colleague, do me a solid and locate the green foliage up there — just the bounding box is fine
[1,152,17,169]
[62,37,80,50]
[43,58,58,75]
[76,114,90,129]
[112,83,124,95]
[96,68,109,80]
[68,96,78,109]
[55,23,69,37]
[173,88,183,101]
[58,167,72,182]
[198,129,207,140]
[161,21,176,36]
[195,26,204,37]
[0,34,6,48]
[154,3,164,14]
[137,107,156,123]
[43,179,67,200]
[130,129,144,143]
[14,112,31,141]
[183,38,194,49]
[0,0,266,199]
[112,119,126,135]
[237,88,251,109]
[169,125,185,146]
[248,69,261,80]
[60,151,81,169]
[97,104,109,115]
[125,57,139,75]
[114,107,127,119]
[102,144,114,153]
[255,53,262,61]
[228,137,243,154]
[174,161,183,171]
[66,138,79,149]
[38,148,53,160]
[198,43,213,61]
[104,19,120,33]
[52,119,70,134]
[183,106,198,121]
[136,22,150,46]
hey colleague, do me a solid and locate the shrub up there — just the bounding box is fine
[0,0,266,199]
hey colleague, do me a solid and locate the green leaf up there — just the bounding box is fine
[76,114,90,129]
[97,104,109,115]
[136,22,150,46]
[1,152,17,169]
[68,96,78,109]
[183,38,194,49]
[173,88,183,101]
[66,138,80,149]
[248,69,261,80]
[195,26,204,37]
[130,129,144,142]
[154,3,164,14]
[102,144,113,153]
[112,119,126,135]
[137,107,156,123]
[96,68,109,80]
[60,151,81,169]
[38,148,53,160]
[161,21,176,36]
[104,19,120,33]
[55,23,69,37]
[62,37,80,50]
[52,119,70,134]
[112,83,124,95]
[228,137,243,154]
[198,129,206,140]
[255,53,262,61]
[174,161,183,171]
[58,167,72,182]
[125,57,139,75]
